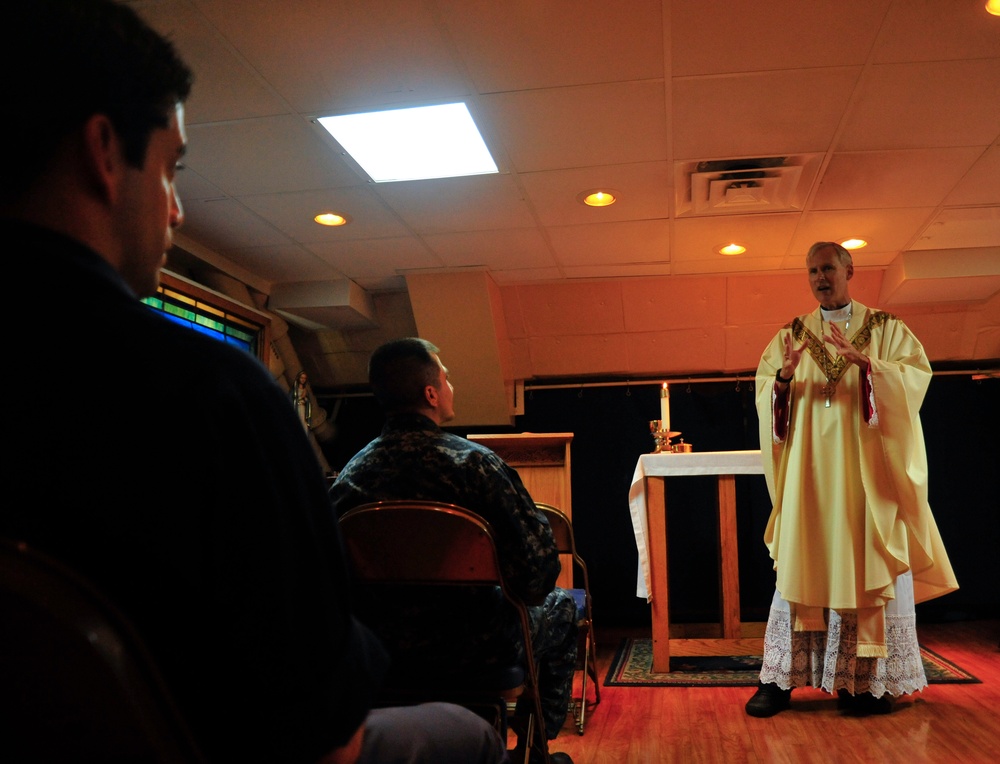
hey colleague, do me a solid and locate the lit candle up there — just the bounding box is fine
[659,383,670,433]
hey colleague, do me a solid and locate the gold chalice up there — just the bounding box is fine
[649,420,681,454]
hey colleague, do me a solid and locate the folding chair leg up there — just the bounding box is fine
[573,631,601,735]
[588,639,601,705]
[510,698,549,764]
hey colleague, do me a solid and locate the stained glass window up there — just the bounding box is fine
[142,280,264,358]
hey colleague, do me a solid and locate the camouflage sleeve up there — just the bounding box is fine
[470,450,561,605]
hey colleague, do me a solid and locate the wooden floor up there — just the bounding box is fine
[543,619,1000,764]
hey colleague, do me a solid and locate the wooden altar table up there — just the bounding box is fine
[628,450,766,672]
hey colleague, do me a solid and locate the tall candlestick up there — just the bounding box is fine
[659,383,670,433]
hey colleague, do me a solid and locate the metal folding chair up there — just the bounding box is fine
[339,500,551,764]
[0,538,206,763]
[536,503,601,734]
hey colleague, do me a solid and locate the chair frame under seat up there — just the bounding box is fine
[535,503,601,735]
[339,500,551,764]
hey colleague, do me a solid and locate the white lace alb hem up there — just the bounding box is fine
[758,605,928,698]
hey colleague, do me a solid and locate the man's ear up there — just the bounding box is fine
[80,114,124,205]
[845,263,854,280]
[424,384,439,409]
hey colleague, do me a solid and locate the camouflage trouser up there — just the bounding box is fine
[524,587,579,739]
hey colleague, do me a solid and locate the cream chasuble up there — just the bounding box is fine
[755,300,957,658]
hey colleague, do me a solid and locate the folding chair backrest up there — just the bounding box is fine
[0,538,206,763]
[339,500,551,762]
[340,500,504,586]
[536,502,575,557]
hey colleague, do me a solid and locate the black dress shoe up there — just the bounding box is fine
[836,688,855,710]
[531,752,573,764]
[745,681,792,717]
[851,692,894,715]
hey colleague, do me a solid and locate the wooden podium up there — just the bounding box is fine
[467,433,574,589]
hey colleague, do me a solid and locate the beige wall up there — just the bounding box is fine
[500,271,1000,380]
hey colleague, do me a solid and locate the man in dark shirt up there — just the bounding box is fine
[2,2,504,762]
[331,337,578,762]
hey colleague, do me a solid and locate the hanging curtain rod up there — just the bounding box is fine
[317,366,997,399]
[524,367,999,392]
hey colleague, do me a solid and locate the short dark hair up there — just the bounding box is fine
[3,0,193,201]
[369,338,442,413]
[806,241,853,268]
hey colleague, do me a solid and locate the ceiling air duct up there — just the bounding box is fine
[675,154,823,217]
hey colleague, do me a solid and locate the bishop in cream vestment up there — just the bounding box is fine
[752,244,957,704]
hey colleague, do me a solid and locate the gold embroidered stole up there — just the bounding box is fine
[789,309,894,404]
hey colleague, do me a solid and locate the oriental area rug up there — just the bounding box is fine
[604,638,980,687]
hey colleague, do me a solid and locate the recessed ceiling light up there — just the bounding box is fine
[840,238,867,250]
[577,189,618,207]
[717,243,746,255]
[987,0,1000,16]
[314,212,350,227]
[316,102,498,183]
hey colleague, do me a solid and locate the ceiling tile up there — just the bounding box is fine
[422,229,557,270]
[673,213,800,261]
[482,81,667,172]
[911,208,1000,250]
[813,148,987,210]
[239,187,411,243]
[671,0,890,76]
[838,60,1000,151]
[305,237,442,281]
[547,220,671,266]
[191,0,469,113]
[376,174,538,233]
[215,244,341,284]
[439,0,663,92]
[185,117,361,196]
[671,68,860,159]
[790,208,939,255]
[178,197,288,252]
[874,0,1000,63]
[519,163,672,226]
[945,143,1000,206]
[137,0,289,123]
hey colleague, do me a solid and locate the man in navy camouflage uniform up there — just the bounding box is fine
[330,337,578,755]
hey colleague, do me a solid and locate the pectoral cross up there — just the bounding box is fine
[821,382,836,407]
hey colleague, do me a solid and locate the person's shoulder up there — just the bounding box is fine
[453,433,500,459]
[453,437,517,477]
[868,309,900,325]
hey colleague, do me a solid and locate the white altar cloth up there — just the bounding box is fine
[628,450,763,600]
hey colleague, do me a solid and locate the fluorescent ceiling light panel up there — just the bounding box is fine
[318,102,498,182]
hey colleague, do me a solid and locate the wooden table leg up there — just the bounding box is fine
[645,476,671,672]
[717,474,741,639]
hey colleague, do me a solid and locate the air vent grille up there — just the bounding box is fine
[675,154,822,217]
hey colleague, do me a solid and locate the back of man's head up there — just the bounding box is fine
[3,0,193,204]
[369,338,441,414]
